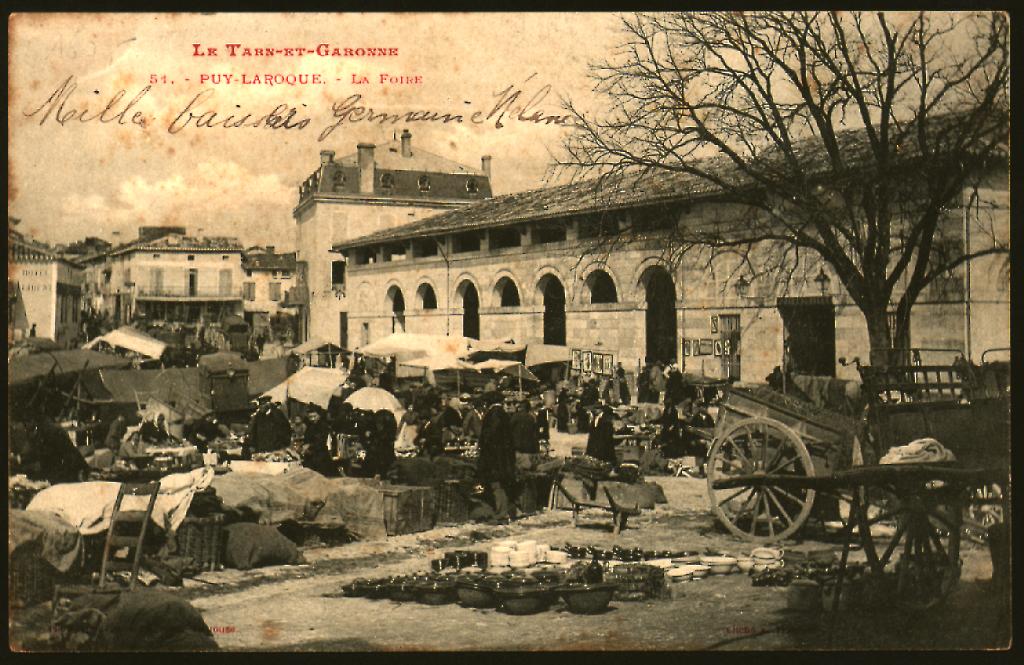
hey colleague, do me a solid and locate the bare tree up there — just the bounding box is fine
[560,11,1009,365]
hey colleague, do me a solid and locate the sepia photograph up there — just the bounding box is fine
[7,11,1011,652]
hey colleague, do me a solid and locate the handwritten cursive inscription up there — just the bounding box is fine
[23,75,150,128]
[167,89,311,134]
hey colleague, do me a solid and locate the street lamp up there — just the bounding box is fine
[734,275,751,298]
[813,267,832,295]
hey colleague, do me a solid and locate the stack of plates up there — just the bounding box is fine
[509,550,532,569]
[546,550,569,565]
[536,543,551,561]
[516,540,538,565]
[490,546,512,567]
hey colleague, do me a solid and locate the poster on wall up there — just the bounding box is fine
[605,354,616,374]
[699,339,714,355]
[570,348,582,370]
[710,315,719,333]
[582,351,593,373]
[593,353,604,375]
[714,340,724,357]
[682,339,692,356]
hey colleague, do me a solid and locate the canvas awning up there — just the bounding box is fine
[260,367,349,409]
[344,387,404,419]
[290,339,345,356]
[357,333,474,362]
[473,359,540,382]
[83,326,167,360]
[401,353,480,372]
[9,350,132,389]
[525,343,570,367]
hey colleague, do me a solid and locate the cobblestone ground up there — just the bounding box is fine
[10,440,1010,651]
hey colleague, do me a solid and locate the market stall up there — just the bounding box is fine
[260,366,349,410]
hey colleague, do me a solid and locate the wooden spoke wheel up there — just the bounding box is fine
[963,483,1004,545]
[855,482,963,611]
[706,417,815,543]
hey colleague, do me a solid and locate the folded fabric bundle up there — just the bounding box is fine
[879,437,956,465]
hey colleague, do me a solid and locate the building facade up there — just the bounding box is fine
[291,130,493,348]
[8,220,84,347]
[333,172,1009,384]
[242,246,297,336]
[102,233,245,325]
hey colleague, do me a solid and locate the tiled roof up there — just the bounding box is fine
[334,109,1007,250]
[109,234,243,256]
[242,251,297,271]
[336,138,484,176]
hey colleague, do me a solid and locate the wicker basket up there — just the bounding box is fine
[10,545,58,608]
[434,480,471,525]
[177,514,225,571]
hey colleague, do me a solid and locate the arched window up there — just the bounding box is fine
[466,178,479,194]
[417,283,438,310]
[494,277,521,307]
[418,175,431,192]
[380,173,394,189]
[387,285,406,333]
[586,270,618,304]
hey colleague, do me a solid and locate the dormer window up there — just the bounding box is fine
[380,173,394,189]
[466,178,479,194]
[418,175,431,192]
[333,171,346,191]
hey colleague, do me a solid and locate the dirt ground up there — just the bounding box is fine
[10,435,1012,651]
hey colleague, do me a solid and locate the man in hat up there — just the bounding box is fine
[509,399,538,455]
[585,403,617,467]
[247,396,292,454]
[477,391,516,522]
[555,387,571,432]
[300,408,337,476]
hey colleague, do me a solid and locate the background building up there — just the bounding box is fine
[102,232,245,325]
[8,217,83,347]
[334,169,1009,383]
[291,130,493,348]
[242,246,297,339]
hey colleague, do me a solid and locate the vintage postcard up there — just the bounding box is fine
[8,11,1010,652]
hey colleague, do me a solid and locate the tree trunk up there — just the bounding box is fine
[864,307,895,367]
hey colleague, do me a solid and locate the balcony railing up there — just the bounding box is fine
[135,286,243,300]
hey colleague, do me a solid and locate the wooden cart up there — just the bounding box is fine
[709,350,1010,609]
[705,384,863,541]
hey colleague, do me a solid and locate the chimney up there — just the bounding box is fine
[357,143,376,194]
[481,155,492,179]
[320,150,335,166]
[400,129,412,158]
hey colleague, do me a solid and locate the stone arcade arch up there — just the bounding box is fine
[537,274,566,346]
[457,280,480,339]
[386,285,406,333]
[640,266,677,364]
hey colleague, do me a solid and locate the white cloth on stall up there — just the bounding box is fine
[879,438,956,465]
[26,467,214,536]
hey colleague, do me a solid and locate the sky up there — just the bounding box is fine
[8,13,623,250]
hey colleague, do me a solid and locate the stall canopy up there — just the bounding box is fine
[9,350,132,389]
[290,339,346,368]
[473,359,541,383]
[525,343,570,367]
[401,353,480,372]
[83,326,167,360]
[260,367,349,409]
[357,333,472,362]
[344,386,404,419]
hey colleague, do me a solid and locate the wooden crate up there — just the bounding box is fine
[434,480,471,525]
[177,515,225,571]
[10,545,58,608]
[382,485,435,536]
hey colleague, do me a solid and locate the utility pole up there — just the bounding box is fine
[433,237,451,336]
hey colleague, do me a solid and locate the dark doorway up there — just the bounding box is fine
[779,299,836,376]
[339,312,348,349]
[390,287,406,333]
[461,282,480,339]
[541,275,566,345]
[188,269,198,297]
[644,268,677,364]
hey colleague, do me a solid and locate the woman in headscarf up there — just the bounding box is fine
[555,387,571,432]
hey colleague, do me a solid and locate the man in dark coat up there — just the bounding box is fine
[103,415,128,450]
[247,399,292,453]
[364,409,397,478]
[616,364,631,405]
[555,388,571,432]
[585,405,617,467]
[476,392,516,521]
[461,399,484,444]
[509,400,538,454]
[665,364,684,408]
[21,418,90,484]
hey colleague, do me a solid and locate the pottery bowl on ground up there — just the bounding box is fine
[557,583,617,615]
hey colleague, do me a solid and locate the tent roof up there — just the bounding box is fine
[9,350,131,388]
[401,353,479,372]
[290,339,345,356]
[260,367,349,409]
[198,351,248,374]
[525,343,570,367]
[357,333,519,361]
[83,326,167,360]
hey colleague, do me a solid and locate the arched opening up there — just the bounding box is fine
[494,277,521,307]
[539,274,566,346]
[642,267,677,364]
[387,285,406,333]
[586,269,618,304]
[417,283,438,310]
[458,281,480,339]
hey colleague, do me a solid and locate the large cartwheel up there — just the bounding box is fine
[706,416,817,541]
[705,386,863,543]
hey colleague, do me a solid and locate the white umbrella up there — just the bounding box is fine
[344,386,404,419]
[260,367,349,409]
